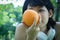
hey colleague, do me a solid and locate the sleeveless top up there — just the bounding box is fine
[37,27,56,40]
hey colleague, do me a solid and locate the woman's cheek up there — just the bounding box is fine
[41,14,49,25]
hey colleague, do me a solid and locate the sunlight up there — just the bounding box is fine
[0,0,25,7]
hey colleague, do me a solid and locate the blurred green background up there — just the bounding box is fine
[0,0,60,40]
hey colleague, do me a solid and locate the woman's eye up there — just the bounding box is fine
[38,9,45,12]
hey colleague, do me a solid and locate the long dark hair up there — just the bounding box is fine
[22,0,56,30]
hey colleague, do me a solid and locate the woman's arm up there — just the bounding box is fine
[15,17,40,40]
[15,23,27,40]
[15,23,38,40]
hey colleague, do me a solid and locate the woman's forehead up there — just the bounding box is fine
[28,5,43,8]
[27,5,47,10]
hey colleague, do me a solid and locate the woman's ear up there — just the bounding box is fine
[49,9,53,18]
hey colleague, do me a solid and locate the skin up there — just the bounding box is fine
[15,5,53,40]
[27,5,53,32]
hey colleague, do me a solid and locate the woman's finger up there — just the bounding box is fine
[37,14,41,28]
[27,17,36,31]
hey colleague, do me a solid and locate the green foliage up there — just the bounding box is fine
[0,3,22,40]
[9,14,16,18]
[51,0,57,7]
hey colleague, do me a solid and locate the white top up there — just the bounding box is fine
[37,27,56,40]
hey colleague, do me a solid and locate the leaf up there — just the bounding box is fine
[9,14,16,18]
[3,11,8,16]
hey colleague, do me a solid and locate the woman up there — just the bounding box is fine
[15,0,56,40]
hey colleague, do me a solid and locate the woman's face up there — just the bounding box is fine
[27,5,52,27]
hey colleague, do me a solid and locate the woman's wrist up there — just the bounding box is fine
[27,31,37,40]
[27,35,36,40]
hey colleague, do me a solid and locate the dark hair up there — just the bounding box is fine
[23,0,54,13]
[22,0,56,30]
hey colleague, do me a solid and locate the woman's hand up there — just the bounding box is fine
[26,17,40,40]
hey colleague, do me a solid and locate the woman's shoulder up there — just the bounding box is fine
[47,27,56,40]
[48,27,56,35]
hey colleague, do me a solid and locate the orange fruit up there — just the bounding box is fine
[22,10,40,27]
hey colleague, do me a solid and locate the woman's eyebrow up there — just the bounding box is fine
[39,8,45,11]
